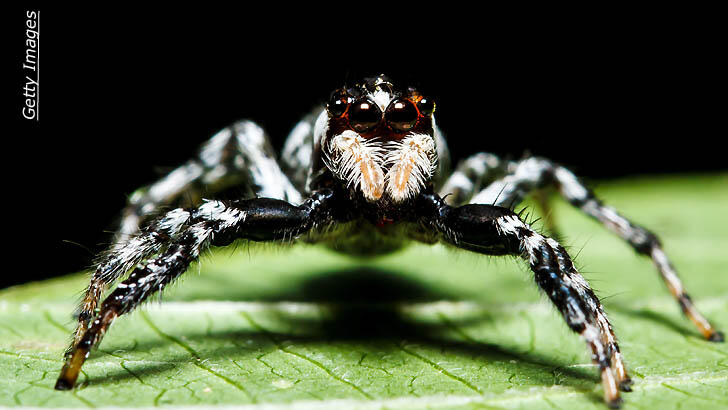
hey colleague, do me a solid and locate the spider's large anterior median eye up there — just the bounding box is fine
[385,98,419,132]
[327,89,350,118]
[348,98,382,132]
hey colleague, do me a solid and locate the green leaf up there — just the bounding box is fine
[2,174,727,409]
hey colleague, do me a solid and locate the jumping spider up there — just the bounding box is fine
[56,75,723,408]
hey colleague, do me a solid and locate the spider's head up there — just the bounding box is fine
[318,75,438,203]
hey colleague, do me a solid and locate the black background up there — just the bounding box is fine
[7,9,724,289]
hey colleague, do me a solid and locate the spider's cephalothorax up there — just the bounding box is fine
[314,75,439,204]
[55,74,723,408]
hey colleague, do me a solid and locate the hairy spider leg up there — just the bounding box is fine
[117,120,302,243]
[57,190,340,391]
[72,121,303,350]
[417,194,626,407]
[470,157,724,343]
[439,152,510,206]
[70,209,192,350]
[280,108,323,193]
[439,153,561,239]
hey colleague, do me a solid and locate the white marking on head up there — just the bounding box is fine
[369,90,392,111]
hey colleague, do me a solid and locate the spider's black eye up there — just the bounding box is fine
[417,97,435,117]
[385,98,418,132]
[348,98,382,132]
[327,89,350,118]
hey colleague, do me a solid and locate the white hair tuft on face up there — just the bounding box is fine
[385,134,437,202]
[327,130,386,201]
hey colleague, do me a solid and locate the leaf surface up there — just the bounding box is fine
[2,175,727,409]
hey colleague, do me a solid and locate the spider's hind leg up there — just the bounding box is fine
[470,157,724,342]
[438,152,510,206]
[72,120,303,351]
[118,120,302,242]
[279,107,323,193]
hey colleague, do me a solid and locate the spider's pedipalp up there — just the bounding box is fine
[384,133,438,202]
[326,130,386,201]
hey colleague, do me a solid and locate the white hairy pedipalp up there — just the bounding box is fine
[326,130,386,201]
[326,130,437,203]
[384,133,437,202]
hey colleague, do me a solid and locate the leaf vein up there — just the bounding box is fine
[140,311,257,403]
[239,311,374,400]
[396,342,483,395]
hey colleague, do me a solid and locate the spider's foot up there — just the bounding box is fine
[618,377,633,392]
[707,330,725,343]
[607,397,624,409]
[601,367,622,409]
[54,378,73,391]
[54,347,88,391]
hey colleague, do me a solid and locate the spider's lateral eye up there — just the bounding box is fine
[385,98,418,132]
[327,89,350,118]
[348,98,382,132]
[417,97,435,117]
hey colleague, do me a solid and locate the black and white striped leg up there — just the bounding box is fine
[469,157,556,208]
[280,108,323,192]
[74,121,304,345]
[57,189,340,391]
[470,157,724,342]
[417,194,628,407]
[71,208,195,349]
[438,152,510,206]
[118,120,303,243]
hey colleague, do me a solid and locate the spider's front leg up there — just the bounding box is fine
[417,193,630,408]
[55,189,341,391]
[470,157,724,342]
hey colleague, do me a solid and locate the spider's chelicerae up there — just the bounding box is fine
[56,75,723,408]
